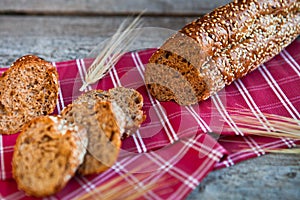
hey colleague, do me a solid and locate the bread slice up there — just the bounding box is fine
[74,87,146,139]
[61,101,121,175]
[0,55,59,134]
[12,116,87,197]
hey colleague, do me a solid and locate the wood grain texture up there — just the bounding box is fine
[0,16,194,66]
[0,0,230,16]
[0,0,299,199]
[187,154,300,199]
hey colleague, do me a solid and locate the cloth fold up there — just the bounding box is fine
[0,39,299,199]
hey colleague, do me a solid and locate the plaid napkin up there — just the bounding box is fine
[0,38,299,199]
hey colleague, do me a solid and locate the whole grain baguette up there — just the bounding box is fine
[61,101,121,175]
[12,116,87,197]
[145,0,300,105]
[74,87,146,139]
[0,55,59,134]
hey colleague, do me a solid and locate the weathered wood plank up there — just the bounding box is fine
[187,153,300,199]
[0,15,195,66]
[0,0,231,16]
[0,16,194,37]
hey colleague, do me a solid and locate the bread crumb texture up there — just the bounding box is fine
[74,87,146,139]
[0,55,59,134]
[61,101,121,175]
[12,116,87,197]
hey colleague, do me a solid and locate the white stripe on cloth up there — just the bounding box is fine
[74,176,96,193]
[0,145,14,152]
[56,87,65,113]
[64,144,159,199]
[133,130,147,153]
[0,135,5,180]
[144,137,219,200]
[132,52,178,143]
[147,144,199,189]
[107,56,119,88]
[245,136,265,156]
[185,106,212,133]
[169,155,213,200]
[108,57,146,153]
[2,191,25,200]
[222,156,235,168]
[234,80,271,131]
[281,50,300,76]
[259,65,300,122]
[211,95,244,136]
[131,134,143,153]
[257,138,297,150]
[109,70,118,87]
[63,159,137,200]
[111,157,162,200]
[280,50,300,143]
[52,62,64,113]
[76,59,92,92]
[147,134,221,193]
[280,137,296,148]
[184,137,223,161]
[235,79,295,149]
[218,137,297,169]
[280,51,300,147]
[111,64,122,87]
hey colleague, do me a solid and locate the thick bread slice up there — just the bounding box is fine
[12,116,87,197]
[74,87,146,138]
[0,55,59,134]
[61,101,121,175]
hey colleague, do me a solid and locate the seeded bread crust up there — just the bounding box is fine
[145,0,300,105]
[74,87,146,139]
[0,55,59,134]
[12,116,87,197]
[61,101,121,175]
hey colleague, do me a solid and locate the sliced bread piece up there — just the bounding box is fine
[74,87,146,139]
[61,101,121,175]
[0,55,59,134]
[12,116,87,197]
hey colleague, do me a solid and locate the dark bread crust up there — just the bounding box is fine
[0,55,59,134]
[145,0,300,105]
[12,116,87,197]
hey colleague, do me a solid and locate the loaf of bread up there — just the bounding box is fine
[0,55,59,134]
[74,87,146,139]
[61,101,121,175]
[145,0,300,105]
[12,116,87,197]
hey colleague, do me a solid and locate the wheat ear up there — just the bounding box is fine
[80,14,143,91]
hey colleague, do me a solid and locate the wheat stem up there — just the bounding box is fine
[80,13,144,91]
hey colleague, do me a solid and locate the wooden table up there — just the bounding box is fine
[1,1,299,199]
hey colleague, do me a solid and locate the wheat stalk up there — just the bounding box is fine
[264,147,300,154]
[77,173,175,200]
[225,109,300,139]
[77,160,176,200]
[220,109,300,154]
[80,13,144,91]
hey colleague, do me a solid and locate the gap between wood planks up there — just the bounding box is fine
[0,10,205,17]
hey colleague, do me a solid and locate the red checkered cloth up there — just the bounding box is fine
[0,39,299,199]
